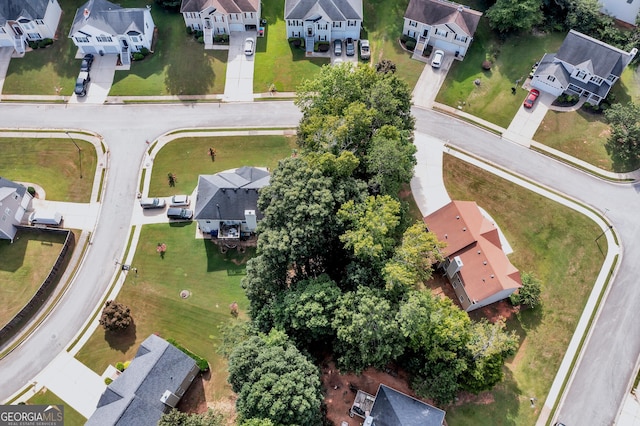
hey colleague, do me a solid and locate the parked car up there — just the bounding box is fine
[523,89,540,108]
[29,211,63,227]
[139,197,166,209]
[170,194,190,207]
[333,39,342,56]
[431,50,444,68]
[345,38,355,56]
[167,207,193,220]
[359,39,370,60]
[244,38,254,55]
[74,71,90,97]
[80,53,94,72]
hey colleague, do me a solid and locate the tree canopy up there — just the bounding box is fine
[605,102,640,170]
[485,0,544,33]
[99,300,132,331]
[158,409,224,426]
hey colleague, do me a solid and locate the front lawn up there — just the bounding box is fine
[442,155,605,425]
[534,110,614,171]
[0,137,96,202]
[75,222,251,401]
[27,388,86,426]
[437,30,565,128]
[0,229,69,327]
[254,0,329,93]
[148,134,297,197]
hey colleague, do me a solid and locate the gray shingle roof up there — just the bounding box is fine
[0,177,27,198]
[180,0,259,14]
[86,335,198,426]
[194,166,270,221]
[369,384,446,426]
[556,30,632,78]
[69,0,147,38]
[285,0,363,21]
[404,0,482,37]
[0,0,49,26]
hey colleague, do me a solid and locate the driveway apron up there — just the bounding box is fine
[502,90,553,146]
[412,54,453,108]
[0,47,13,96]
[69,54,117,105]
[223,32,255,102]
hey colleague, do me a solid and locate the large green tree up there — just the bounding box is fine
[366,125,417,196]
[485,0,544,33]
[158,409,224,426]
[605,102,640,170]
[228,330,323,426]
[510,271,542,308]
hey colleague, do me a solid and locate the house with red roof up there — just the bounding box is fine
[424,200,521,312]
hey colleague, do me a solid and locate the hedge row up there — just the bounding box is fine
[167,338,209,372]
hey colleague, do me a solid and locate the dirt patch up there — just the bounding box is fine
[321,358,442,426]
[469,299,519,323]
[452,390,495,406]
[177,371,210,413]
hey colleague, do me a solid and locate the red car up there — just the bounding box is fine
[523,89,540,109]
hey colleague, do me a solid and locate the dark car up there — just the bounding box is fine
[80,53,94,72]
[523,89,540,109]
[333,39,342,56]
[167,207,193,220]
[345,38,355,56]
[74,71,90,97]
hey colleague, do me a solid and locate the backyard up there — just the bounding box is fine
[0,137,96,203]
[0,229,69,328]
[147,134,297,196]
[442,155,605,425]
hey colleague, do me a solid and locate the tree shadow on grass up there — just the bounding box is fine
[0,228,65,272]
[104,319,137,353]
[176,370,210,413]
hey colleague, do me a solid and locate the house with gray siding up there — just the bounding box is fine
[0,0,62,55]
[363,384,446,426]
[86,334,199,426]
[0,178,33,242]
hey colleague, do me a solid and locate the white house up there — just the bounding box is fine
[599,0,640,26]
[180,0,260,49]
[0,0,62,55]
[0,178,33,242]
[194,167,270,239]
[403,0,482,60]
[284,0,363,53]
[531,30,637,105]
[69,0,155,66]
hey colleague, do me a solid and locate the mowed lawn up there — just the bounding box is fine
[76,222,251,400]
[0,229,68,327]
[437,29,565,128]
[148,134,297,197]
[255,0,329,93]
[0,138,96,202]
[534,110,614,171]
[442,156,605,425]
[28,389,86,426]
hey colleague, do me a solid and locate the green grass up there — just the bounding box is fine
[534,110,614,171]
[75,222,251,401]
[148,134,297,196]
[110,1,227,96]
[0,229,68,327]
[437,30,565,128]
[0,138,96,202]
[3,0,226,96]
[27,389,86,426]
[254,0,329,92]
[442,156,605,426]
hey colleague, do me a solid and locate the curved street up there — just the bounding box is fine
[0,102,638,425]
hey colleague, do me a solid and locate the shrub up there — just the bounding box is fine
[28,41,38,49]
[140,47,149,56]
[482,60,492,70]
[316,42,330,52]
[186,26,193,35]
[42,38,53,47]
[288,37,303,48]
[99,300,133,331]
[167,338,209,372]
[115,362,125,372]
[194,30,203,39]
[405,38,416,51]
[27,186,36,197]
[197,36,204,44]
[104,377,113,385]
[123,360,131,369]
[132,52,144,61]
[214,34,229,43]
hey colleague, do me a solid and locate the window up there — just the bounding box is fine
[0,28,5,34]
[130,36,139,42]
[435,28,448,37]
[35,19,44,25]
[590,76,604,85]
[75,36,89,43]
[607,74,617,82]
[455,34,467,43]
[333,22,342,28]
[96,35,112,42]
[409,20,417,27]
[576,70,587,79]
[459,295,465,303]
[28,33,41,40]
[547,75,556,82]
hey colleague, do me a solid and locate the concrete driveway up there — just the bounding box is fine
[69,54,117,105]
[223,32,256,102]
[502,89,554,146]
[0,47,12,95]
[412,53,454,108]
[31,199,99,231]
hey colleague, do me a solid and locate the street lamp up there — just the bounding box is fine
[595,225,613,242]
[65,131,82,179]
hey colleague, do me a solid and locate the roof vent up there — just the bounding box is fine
[457,5,464,11]
[483,261,487,265]
[83,8,90,19]
[490,274,494,278]
[456,215,460,219]
[444,233,448,239]
[462,227,466,231]
[477,250,481,254]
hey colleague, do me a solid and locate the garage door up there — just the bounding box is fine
[229,23,244,32]
[104,45,118,54]
[82,46,97,54]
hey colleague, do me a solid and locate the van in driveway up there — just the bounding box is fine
[140,198,166,209]
[29,211,63,227]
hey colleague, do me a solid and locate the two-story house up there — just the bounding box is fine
[69,0,155,66]
[180,0,260,49]
[403,0,482,60]
[284,0,363,53]
[0,178,33,242]
[0,0,62,55]
[531,30,637,105]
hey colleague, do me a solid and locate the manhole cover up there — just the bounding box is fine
[180,290,191,299]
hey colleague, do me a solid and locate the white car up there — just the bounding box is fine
[244,38,255,56]
[170,194,190,207]
[360,39,370,60]
[431,50,444,68]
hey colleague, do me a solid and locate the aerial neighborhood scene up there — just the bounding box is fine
[1,0,640,424]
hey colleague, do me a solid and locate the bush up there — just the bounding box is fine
[405,38,416,51]
[115,362,125,372]
[316,42,330,52]
[132,52,144,61]
[42,38,53,47]
[123,360,131,369]
[482,60,492,70]
[99,300,133,331]
[194,30,203,39]
[28,41,38,49]
[27,186,36,197]
[214,34,229,43]
[104,377,113,385]
[139,47,149,56]
[186,26,193,35]
[197,36,204,44]
[167,338,209,372]
[288,37,303,48]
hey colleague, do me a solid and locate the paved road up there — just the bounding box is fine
[0,103,638,426]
